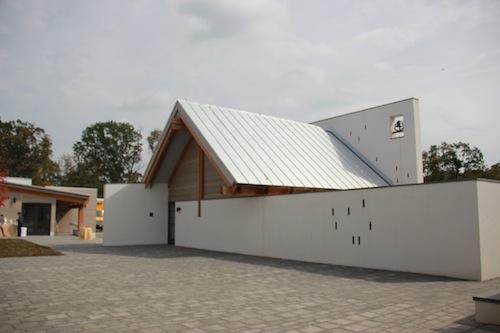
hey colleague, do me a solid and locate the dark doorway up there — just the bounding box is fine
[168,201,175,245]
[21,203,51,235]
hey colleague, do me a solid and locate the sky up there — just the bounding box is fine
[1,0,499,169]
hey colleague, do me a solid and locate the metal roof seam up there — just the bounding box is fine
[204,104,263,184]
[181,102,245,183]
[303,125,368,188]
[265,117,325,188]
[249,114,309,187]
[221,107,288,186]
[276,119,338,188]
[285,120,356,188]
[255,115,317,187]
[287,121,353,189]
[241,111,303,187]
[304,123,381,187]
[174,99,387,190]
[214,106,274,184]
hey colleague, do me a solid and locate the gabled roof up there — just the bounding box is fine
[144,99,388,190]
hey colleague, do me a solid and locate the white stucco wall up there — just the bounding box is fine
[312,98,423,185]
[176,180,488,280]
[477,180,500,280]
[103,183,168,246]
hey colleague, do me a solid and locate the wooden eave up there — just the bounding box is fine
[221,184,333,197]
[4,183,89,206]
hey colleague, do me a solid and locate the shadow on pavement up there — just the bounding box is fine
[436,314,500,333]
[47,238,460,284]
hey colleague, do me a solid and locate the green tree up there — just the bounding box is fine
[422,142,485,182]
[56,154,93,188]
[483,163,500,180]
[72,121,143,195]
[147,128,162,153]
[0,119,58,185]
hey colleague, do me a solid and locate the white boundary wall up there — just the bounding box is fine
[176,180,500,280]
[103,183,168,246]
[477,181,500,280]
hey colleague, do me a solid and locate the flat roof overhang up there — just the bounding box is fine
[4,182,89,206]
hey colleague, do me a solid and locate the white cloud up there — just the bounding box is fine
[176,0,287,41]
[1,0,499,167]
[119,91,173,112]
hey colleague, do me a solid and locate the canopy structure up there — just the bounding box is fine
[4,182,89,206]
[144,99,388,191]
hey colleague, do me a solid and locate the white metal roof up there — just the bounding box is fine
[175,99,387,189]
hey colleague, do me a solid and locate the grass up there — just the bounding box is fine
[0,239,62,258]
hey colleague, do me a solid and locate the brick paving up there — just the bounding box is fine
[1,235,499,333]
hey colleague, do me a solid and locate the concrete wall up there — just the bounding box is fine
[312,98,423,185]
[103,183,168,246]
[47,186,97,234]
[176,180,491,280]
[477,180,500,280]
[0,192,56,235]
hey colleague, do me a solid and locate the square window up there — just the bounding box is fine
[390,115,404,138]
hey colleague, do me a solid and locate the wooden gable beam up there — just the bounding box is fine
[167,138,194,184]
[171,118,187,131]
[198,146,204,217]
[145,128,175,187]
[175,116,233,187]
[145,115,233,189]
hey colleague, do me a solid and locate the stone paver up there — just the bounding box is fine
[1,235,499,333]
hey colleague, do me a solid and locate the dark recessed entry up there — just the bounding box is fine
[149,212,154,217]
[22,203,51,236]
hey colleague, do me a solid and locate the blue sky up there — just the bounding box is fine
[1,0,499,167]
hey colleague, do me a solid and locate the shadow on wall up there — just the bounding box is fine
[52,241,458,284]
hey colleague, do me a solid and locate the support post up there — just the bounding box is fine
[198,146,204,217]
[78,206,84,232]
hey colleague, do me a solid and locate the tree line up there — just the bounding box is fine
[0,118,498,196]
[0,119,162,196]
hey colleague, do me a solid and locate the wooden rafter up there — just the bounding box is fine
[198,146,205,217]
[171,118,187,131]
[145,127,176,187]
[168,138,194,184]
[145,114,233,188]
[78,207,84,231]
[179,117,233,187]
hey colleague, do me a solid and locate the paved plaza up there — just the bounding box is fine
[1,236,499,333]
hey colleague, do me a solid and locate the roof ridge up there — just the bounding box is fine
[177,99,321,129]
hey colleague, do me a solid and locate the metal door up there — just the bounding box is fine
[21,203,51,235]
[168,202,175,245]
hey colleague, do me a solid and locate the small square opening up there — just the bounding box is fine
[390,115,404,138]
